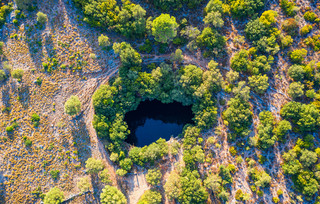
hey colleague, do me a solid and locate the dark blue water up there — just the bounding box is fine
[124,100,194,147]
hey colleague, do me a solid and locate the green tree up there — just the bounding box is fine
[290,49,307,63]
[196,27,225,52]
[274,120,292,140]
[0,70,6,81]
[98,34,110,48]
[204,11,224,28]
[138,189,162,204]
[288,65,305,81]
[119,158,132,172]
[245,18,267,41]
[37,12,47,24]
[0,41,4,55]
[300,150,317,168]
[64,95,81,116]
[171,49,183,63]
[85,158,104,174]
[44,187,64,204]
[100,185,126,204]
[232,81,250,101]
[77,177,92,192]
[151,14,178,43]
[248,74,269,94]
[288,82,304,99]
[230,0,265,18]
[204,173,222,194]
[99,169,111,184]
[146,169,162,186]
[109,114,130,142]
[231,49,250,72]
[15,0,35,10]
[164,170,180,201]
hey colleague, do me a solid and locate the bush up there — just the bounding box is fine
[248,74,269,94]
[44,187,64,204]
[64,95,81,116]
[301,25,312,36]
[282,18,299,36]
[99,169,111,184]
[146,169,162,186]
[6,126,14,133]
[0,70,6,81]
[288,65,305,81]
[50,170,60,180]
[138,189,162,204]
[230,49,250,72]
[31,113,40,127]
[280,0,298,16]
[290,49,307,64]
[85,158,104,174]
[23,137,32,147]
[288,82,304,99]
[280,34,293,48]
[98,34,110,48]
[304,11,318,22]
[77,177,91,192]
[11,69,24,80]
[37,12,47,24]
[100,186,126,204]
[0,41,3,55]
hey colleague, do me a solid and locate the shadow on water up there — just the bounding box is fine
[124,100,194,147]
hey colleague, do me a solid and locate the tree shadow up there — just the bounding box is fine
[1,84,11,112]
[70,118,92,169]
[0,171,6,204]
[17,83,30,108]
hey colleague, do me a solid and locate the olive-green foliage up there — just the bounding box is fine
[99,169,111,184]
[257,111,276,149]
[248,74,269,94]
[151,14,179,43]
[304,11,318,22]
[232,81,250,101]
[223,97,253,137]
[204,173,222,194]
[280,0,298,17]
[245,18,267,42]
[11,69,24,80]
[0,3,13,27]
[282,18,299,36]
[204,0,224,28]
[280,34,293,48]
[44,187,64,204]
[164,170,180,200]
[178,170,208,204]
[64,95,81,116]
[290,49,307,64]
[138,189,162,204]
[288,65,305,81]
[231,49,250,72]
[273,120,291,140]
[50,170,60,180]
[37,12,47,24]
[288,82,304,99]
[196,27,225,55]
[281,102,320,132]
[146,169,162,186]
[113,42,142,76]
[77,177,91,192]
[14,0,35,10]
[230,0,265,18]
[0,41,4,55]
[98,34,110,48]
[100,185,126,204]
[85,158,104,174]
[300,25,312,36]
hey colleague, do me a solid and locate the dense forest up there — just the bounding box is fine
[1,0,320,203]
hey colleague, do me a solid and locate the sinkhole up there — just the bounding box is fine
[124,100,194,147]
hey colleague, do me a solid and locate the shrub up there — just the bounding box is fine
[11,69,24,80]
[0,70,6,81]
[280,34,293,48]
[50,170,60,180]
[98,34,110,48]
[77,177,91,192]
[138,189,162,204]
[100,186,126,204]
[23,137,32,147]
[85,158,104,174]
[280,0,298,16]
[300,25,312,36]
[146,169,162,186]
[288,65,305,81]
[282,18,299,36]
[99,169,111,184]
[37,12,47,24]
[290,49,307,64]
[31,113,40,127]
[229,146,237,156]
[44,187,64,204]
[64,95,81,116]
[304,11,318,22]
[6,126,14,133]
[288,82,304,99]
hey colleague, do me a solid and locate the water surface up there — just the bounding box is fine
[124,100,194,147]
